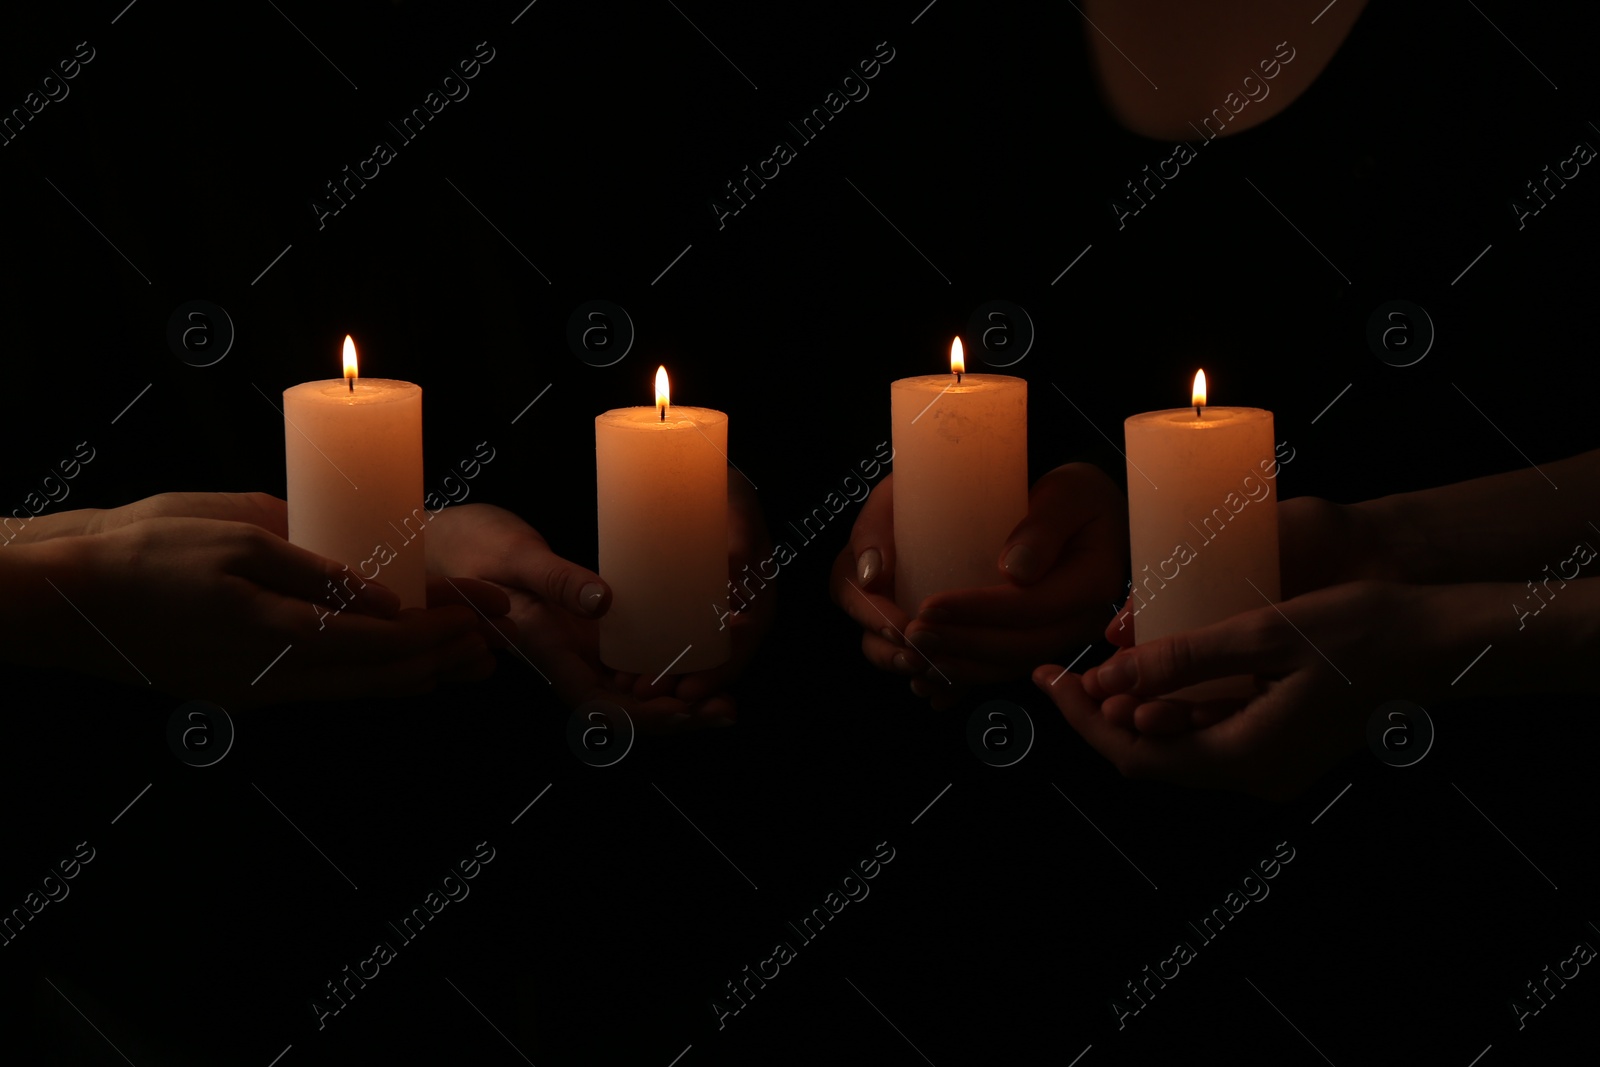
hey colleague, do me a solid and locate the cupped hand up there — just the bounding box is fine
[829,472,926,692]
[1035,580,1455,801]
[44,516,507,711]
[426,485,773,732]
[832,465,1129,711]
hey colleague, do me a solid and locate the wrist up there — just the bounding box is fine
[1355,494,1430,585]
[1405,580,1600,701]
[1395,582,1495,705]
[1279,496,1382,596]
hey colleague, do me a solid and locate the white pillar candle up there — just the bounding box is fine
[595,366,731,675]
[283,336,427,609]
[890,338,1029,615]
[1122,370,1281,700]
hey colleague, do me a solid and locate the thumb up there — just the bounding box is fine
[998,463,1118,585]
[515,542,611,618]
[849,472,895,591]
[1084,608,1283,698]
[1104,595,1135,647]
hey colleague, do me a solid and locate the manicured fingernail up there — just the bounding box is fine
[580,583,606,615]
[910,630,941,655]
[881,627,899,644]
[1002,543,1041,582]
[892,652,917,675]
[910,678,930,697]
[665,713,692,726]
[1096,655,1136,693]
[857,548,882,586]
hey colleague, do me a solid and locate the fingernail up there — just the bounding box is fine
[857,548,882,586]
[665,713,691,726]
[1002,543,1041,582]
[1096,655,1136,693]
[892,652,917,675]
[881,627,900,644]
[580,583,606,615]
[925,666,948,684]
[910,630,941,655]
[909,678,930,697]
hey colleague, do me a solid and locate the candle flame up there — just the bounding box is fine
[655,365,669,420]
[950,336,965,377]
[343,335,359,388]
[1192,369,1207,413]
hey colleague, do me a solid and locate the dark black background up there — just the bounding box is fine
[3,1,1598,1063]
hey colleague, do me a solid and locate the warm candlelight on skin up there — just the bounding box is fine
[596,365,732,674]
[889,336,1028,614]
[1123,370,1283,701]
[284,335,427,608]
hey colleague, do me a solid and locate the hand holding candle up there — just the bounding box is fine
[413,362,768,728]
[1041,578,1440,799]
[837,338,1133,706]
[423,485,771,730]
[835,461,1128,705]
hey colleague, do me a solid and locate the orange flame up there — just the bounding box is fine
[343,335,358,387]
